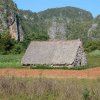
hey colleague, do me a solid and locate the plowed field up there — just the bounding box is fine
[0,67,100,79]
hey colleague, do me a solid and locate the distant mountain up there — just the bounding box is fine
[19,7,94,41]
[95,15,100,21]
[0,0,100,42]
[39,7,93,21]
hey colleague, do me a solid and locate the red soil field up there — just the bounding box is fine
[0,67,100,79]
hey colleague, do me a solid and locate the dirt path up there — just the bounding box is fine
[0,67,100,79]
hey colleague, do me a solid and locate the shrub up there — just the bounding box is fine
[0,32,15,54]
[11,43,24,54]
[83,88,90,100]
[84,40,100,52]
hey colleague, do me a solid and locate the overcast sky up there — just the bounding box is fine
[13,0,100,17]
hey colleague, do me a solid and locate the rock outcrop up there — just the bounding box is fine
[0,0,23,41]
[48,20,66,40]
[87,24,98,39]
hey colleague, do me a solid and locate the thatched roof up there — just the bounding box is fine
[22,40,82,65]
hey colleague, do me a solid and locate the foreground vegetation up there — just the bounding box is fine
[0,77,99,100]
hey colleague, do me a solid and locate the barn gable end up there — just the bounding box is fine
[22,40,87,67]
[73,45,87,67]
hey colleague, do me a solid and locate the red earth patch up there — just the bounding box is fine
[0,67,100,79]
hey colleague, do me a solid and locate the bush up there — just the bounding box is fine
[84,40,100,52]
[0,31,24,54]
[0,32,15,54]
[83,88,90,100]
[11,43,24,54]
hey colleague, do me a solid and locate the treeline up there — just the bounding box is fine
[0,32,23,54]
[84,40,100,52]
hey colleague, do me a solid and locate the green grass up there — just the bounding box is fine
[89,50,100,56]
[87,54,100,68]
[0,54,23,68]
[0,77,100,100]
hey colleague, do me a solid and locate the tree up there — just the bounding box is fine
[11,43,24,54]
[0,32,14,54]
[84,40,100,52]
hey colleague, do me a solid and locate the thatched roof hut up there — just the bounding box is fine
[22,39,87,67]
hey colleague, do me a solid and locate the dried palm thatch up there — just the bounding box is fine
[22,39,87,67]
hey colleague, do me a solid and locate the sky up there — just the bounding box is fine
[13,0,100,17]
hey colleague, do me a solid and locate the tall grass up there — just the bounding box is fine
[0,77,99,100]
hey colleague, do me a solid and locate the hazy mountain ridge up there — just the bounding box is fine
[0,0,100,42]
[19,7,97,41]
[38,7,93,21]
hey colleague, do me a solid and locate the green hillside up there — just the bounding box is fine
[19,7,94,42]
